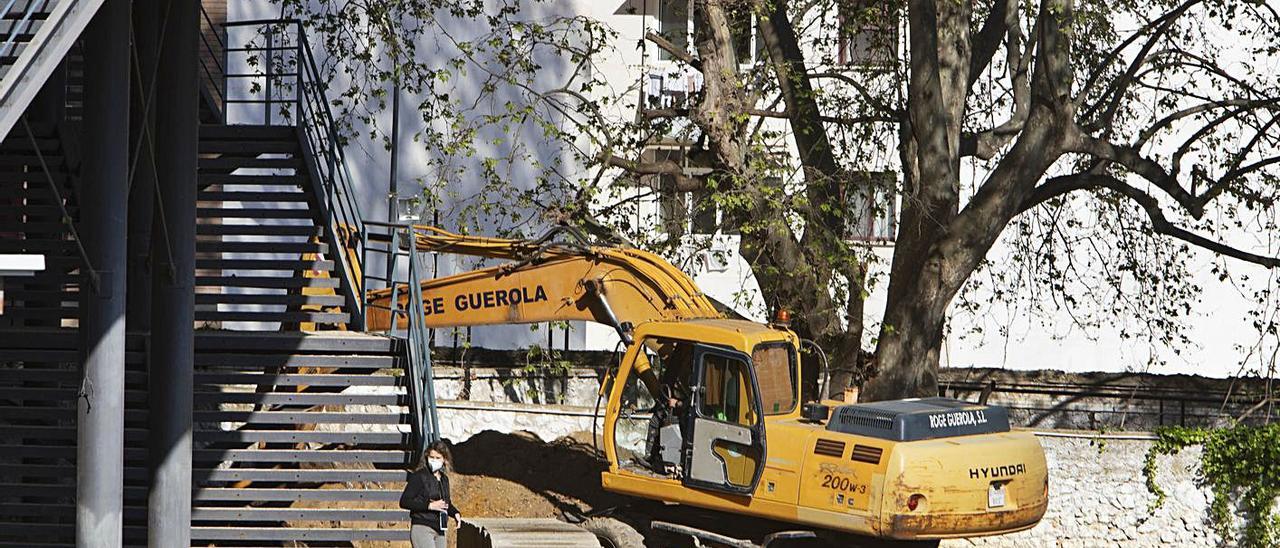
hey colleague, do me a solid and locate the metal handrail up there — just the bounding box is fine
[0,0,45,59]
[221,18,366,325]
[362,221,441,459]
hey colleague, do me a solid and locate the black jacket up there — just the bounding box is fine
[399,468,460,532]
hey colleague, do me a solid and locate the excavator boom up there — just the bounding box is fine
[364,226,721,333]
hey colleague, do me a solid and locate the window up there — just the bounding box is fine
[646,147,747,238]
[845,171,897,242]
[658,0,689,61]
[654,149,688,238]
[655,0,763,65]
[699,353,747,424]
[837,0,897,67]
[752,344,796,415]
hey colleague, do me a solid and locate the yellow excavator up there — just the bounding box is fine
[366,225,1048,547]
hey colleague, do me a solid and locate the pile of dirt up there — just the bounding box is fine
[448,429,631,519]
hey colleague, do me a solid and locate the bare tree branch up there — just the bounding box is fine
[1081,8,1187,133]
[968,0,1014,89]
[1076,0,1203,102]
[1135,98,1280,148]
[597,153,703,191]
[1019,173,1280,268]
[645,31,700,69]
[807,71,900,116]
[962,7,1035,160]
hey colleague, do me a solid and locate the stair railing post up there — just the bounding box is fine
[361,227,369,331]
[263,24,273,125]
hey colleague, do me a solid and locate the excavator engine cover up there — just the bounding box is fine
[826,397,1010,441]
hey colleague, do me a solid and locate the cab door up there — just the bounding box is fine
[681,344,766,496]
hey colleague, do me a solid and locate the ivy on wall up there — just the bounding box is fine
[1144,425,1280,547]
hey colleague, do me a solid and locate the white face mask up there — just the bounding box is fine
[428,458,445,472]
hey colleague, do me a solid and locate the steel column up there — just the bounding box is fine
[148,0,198,546]
[127,0,158,330]
[77,0,131,546]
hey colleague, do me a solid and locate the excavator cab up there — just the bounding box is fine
[602,320,793,510]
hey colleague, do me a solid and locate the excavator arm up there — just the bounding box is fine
[364,226,722,338]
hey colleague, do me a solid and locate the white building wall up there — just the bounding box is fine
[224,2,1276,378]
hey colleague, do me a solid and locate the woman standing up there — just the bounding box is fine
[399,441,460,548]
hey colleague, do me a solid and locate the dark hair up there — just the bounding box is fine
[418,440,453,471]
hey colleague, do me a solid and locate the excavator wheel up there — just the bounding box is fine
[580,516,646,548]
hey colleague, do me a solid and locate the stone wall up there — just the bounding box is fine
[946,435,1221,547]
[431,402,1230,547]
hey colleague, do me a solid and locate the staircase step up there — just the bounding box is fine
[194,293,344,306]
[195,373,398,387]
[0,308,78,320]
[197,190,310,202]
[195,258,333,271]
[0,445,75,458]
[195,430,409,445]
[199,173,304,185]
[192,508,407,522]
[192,449,408,464]
[196,224,319,236]
[194,310,350,323]
[194,468,408,483]
[197,207,315,219]
[193,332,394,353]
[193,392,403,406]
[195,275,338,289]
[195,240,328,253]
[0,408,75,421]
[199,124,297,140]
[198,156,302,170]
[194,410,405,425]
[199,140,298,154]
[0,484,75,499]
[194,353,396,369]
[193,488,402,502]
[191,527,407,542]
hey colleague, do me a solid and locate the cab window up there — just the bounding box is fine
[698,353,748,425]
[752,344,796,415]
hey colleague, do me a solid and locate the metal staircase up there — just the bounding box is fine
[0,13,441,547]
[188,331,414,545]
[0,123,80,328]
[0,0,105,141]
[197,123,353,329]
[0,329,147,547]
[0,329,420,546]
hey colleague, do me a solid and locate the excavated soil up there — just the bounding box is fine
[449,430,631,519]
[286,430,628,547]
[293,430,818,547]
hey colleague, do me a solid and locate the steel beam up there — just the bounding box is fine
[77,0,131,546]
[147,0,198,546]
